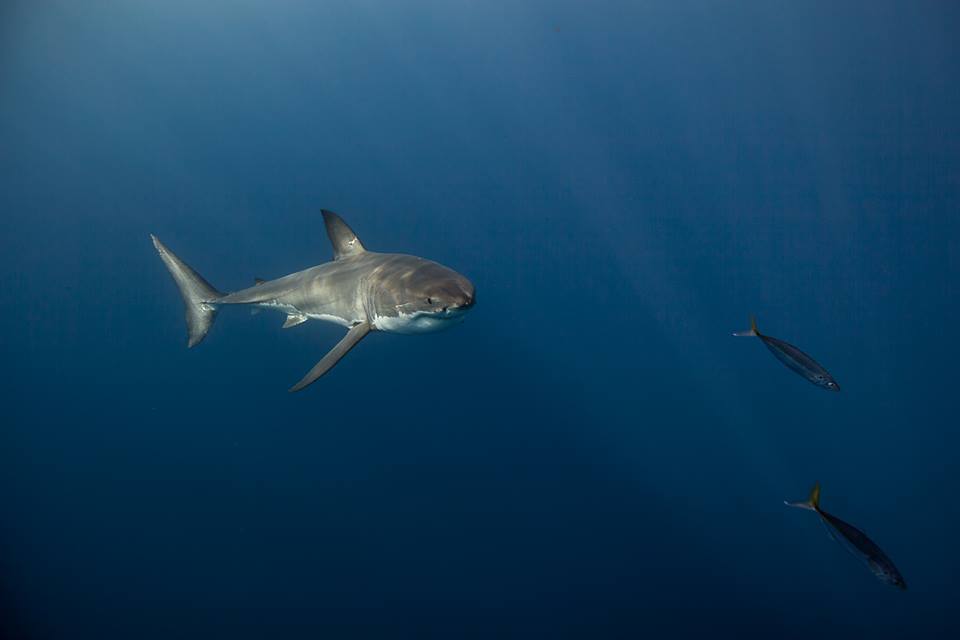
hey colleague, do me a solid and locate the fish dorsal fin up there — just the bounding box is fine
[322,209,366,260]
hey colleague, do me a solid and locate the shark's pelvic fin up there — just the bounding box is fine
[289,321,371,392]
[151,234,223,348]
[784,482,821,511]
[322,209,366,260]
[282,313,308,329]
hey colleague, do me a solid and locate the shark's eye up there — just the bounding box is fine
[426,297,433,304]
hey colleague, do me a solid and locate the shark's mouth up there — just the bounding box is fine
[433,306,470,320]
[392,302,472,317]
[375,307,469,334]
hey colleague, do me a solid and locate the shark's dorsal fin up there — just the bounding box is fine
[322,209,366,260]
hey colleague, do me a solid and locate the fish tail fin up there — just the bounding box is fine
[733,315,759,337]
[151,234,224,348]
[784,482,821,511]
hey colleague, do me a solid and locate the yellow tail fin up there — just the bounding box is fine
[807,482,821,509]
[733,315,760,337]
[785,482,821,511]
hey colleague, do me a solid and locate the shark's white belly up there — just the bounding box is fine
[306,312,354,328]
[257,300,355,329]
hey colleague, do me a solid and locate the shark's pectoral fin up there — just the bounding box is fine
[282,313,308,329]
[289,321,371,392]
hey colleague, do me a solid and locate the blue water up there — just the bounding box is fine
[2,1,959,637]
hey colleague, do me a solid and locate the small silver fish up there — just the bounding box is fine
[733,316,839,391]
[786,483,906,590]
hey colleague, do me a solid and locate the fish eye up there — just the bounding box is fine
[426,297,433,304]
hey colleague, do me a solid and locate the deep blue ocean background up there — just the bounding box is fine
[2,1,959,637]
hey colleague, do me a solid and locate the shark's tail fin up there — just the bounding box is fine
[151,234,223,347]
[733,315,759,337]
[784,482,821,512]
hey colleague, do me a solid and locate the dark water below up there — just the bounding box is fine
[2,1,959,637]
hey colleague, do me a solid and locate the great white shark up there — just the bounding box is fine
[151,210,476,391]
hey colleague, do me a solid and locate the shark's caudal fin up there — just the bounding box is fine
[733,315,759,337]
[151,235,223,348]
[785,482,821,511]
[322,209,367,260]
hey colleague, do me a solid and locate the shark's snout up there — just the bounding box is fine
[457,284,475,310]
[428,276,475,312]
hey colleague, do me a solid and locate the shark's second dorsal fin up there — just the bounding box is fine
[322,209,366,260]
